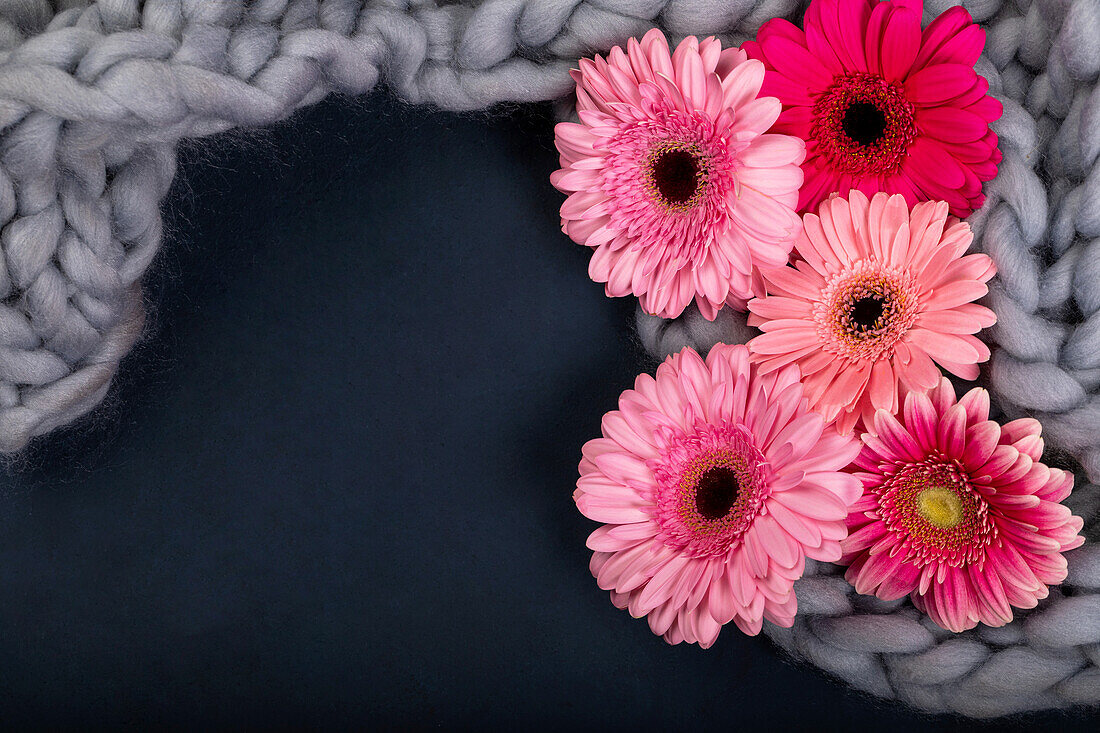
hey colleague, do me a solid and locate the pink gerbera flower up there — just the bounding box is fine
[744,0,1002,217]
[747,191,997,435]
[841,379,1085,632]
[574,344,862,646]
[551,29,806,320]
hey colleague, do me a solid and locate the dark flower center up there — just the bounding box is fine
[651,148,701,205]
[695,466,741,520]
[825,271,919,362]
[812,74,916,175]
[850,295,885,331]
[842,101,887,146]
[654,430,769,557]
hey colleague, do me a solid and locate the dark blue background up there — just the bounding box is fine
[0,92,1094,729]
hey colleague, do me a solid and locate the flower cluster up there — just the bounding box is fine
[559,0,1084,645]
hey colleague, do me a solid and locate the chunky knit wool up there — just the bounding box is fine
[0,0,1096,718]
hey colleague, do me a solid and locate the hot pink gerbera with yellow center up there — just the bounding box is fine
[575,344,862,646]
[841,379,1085,632]
[747,190,996,435]
[551,29,806,320]
[744,0,1002,216]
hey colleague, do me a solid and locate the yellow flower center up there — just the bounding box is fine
[916,487,964,529]
[876,459,995,568]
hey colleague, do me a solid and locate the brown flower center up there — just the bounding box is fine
[841,101,888,146]
[849,295,886,332]
[818,265,920,363]
[646,144,708,209]
[694,466,741,520]
[650,424,770,558]
[813,74,916,175]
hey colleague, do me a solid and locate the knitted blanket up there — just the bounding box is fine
[0,0,1096,718]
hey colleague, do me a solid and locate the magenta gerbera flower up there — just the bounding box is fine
[747,191,997,435]
[842,379,1085,632]
[574,344,862,646]
[551,29,806,320]
[744,0,1002,217]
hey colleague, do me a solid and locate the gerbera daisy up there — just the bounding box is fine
[841,379,1085,632]
[551,29,806,320]
[574,344,862,646]
[744,0,1002,216]
[747,190,996,435]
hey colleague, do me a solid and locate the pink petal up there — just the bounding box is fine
[906,328,981,365]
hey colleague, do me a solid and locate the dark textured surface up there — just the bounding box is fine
[0,91,1095,729]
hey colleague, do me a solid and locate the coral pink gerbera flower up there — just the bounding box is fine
[841,379,1085,632]
[551,29,806,320]
[574,344,862,646]
[744,0,1002,217]
[747,190,996,435]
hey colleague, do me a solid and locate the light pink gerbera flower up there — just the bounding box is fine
[744,0,1002,217]
[747,190,997,435]
[842,379,1085,632]
[574,344,862,646]
[551,29,806,320]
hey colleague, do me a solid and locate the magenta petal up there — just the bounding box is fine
[831,0,872,71]
[763,36,835,92]
[914,6,974,69]
[916,107,989,143]
[905,63,979,105]
[903,138,967,191]
[851,546,905,595]
[877,560,920,600]
[926,23,986,67]
[879,7,921,81]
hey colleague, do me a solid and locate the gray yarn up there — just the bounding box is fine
[0,0,813,452]
[0,0,1096,718]
[635,304,757,361]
